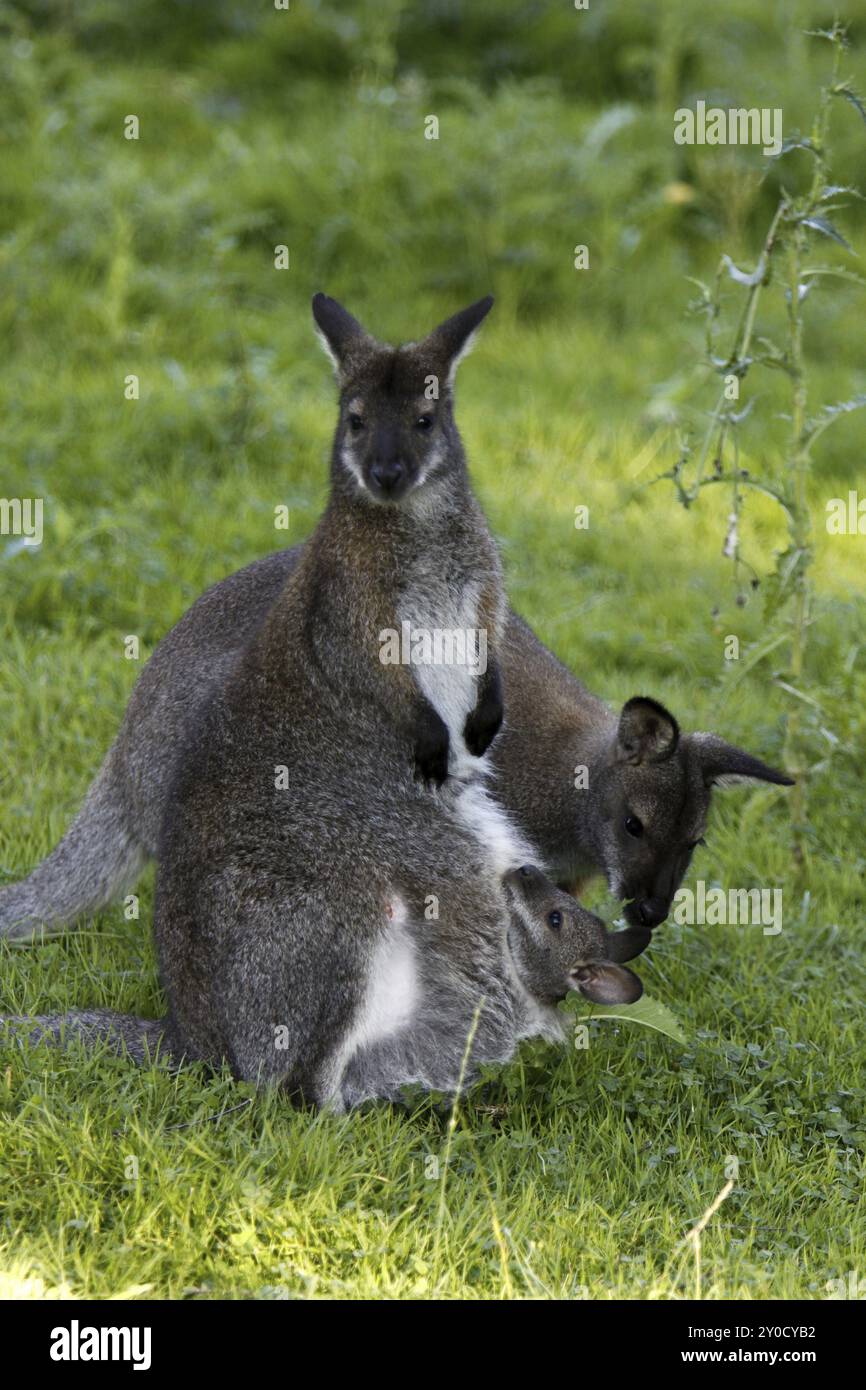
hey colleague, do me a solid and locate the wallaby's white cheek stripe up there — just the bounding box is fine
[411,443,445,495]
[605,851,624,901]
[339,444,368,494]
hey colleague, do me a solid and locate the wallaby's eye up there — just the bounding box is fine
[348,413,365,433]
[547,910,562,930]
[415,414,433,431]
[624,815,644,839]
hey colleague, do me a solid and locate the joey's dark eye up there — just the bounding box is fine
[415,414,433,431]
[624,815,643,839]
[547,910,562,930]
[348,413,365,433]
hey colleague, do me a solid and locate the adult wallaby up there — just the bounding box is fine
[497,623,794,933]
[5,865,648,1108]
[0,572,792,946]
[4,293,591,1108]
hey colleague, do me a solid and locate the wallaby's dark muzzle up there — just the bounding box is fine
[369,458,408,498]
[636,898,668,928]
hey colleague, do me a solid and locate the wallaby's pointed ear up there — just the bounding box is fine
[423,295,494,385]
[311,293,371,377]
[691,734,795,788]
[616,697,679,766]
[570,962,643,1005]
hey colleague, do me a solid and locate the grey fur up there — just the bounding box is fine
[1,1010,172,1063]
[497,624,793,927]
[0,759,146,941]
[4,863,645,1106]
[503,865,644,1009]
[0,297,793,1104]
[0,566,792,945]
[143,296,521,1106]
[339,867,645,1109]
[3,296,532,1106]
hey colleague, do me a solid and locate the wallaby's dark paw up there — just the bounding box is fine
[463,691,504,758]
[413,710,450,788]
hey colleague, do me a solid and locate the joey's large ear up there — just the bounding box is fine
[312,293,373,376]
[423,295,494,385]
[691,734,795,788]
[616,697,679,766]
[570,962,643,1005]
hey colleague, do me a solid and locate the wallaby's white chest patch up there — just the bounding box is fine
[455,780,536,878]
[399,581,483,777]
[340,898,418,1065]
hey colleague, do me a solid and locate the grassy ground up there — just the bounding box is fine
[1,2,865,1299]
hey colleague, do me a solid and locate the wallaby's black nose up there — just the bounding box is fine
[637,899,666,928]
[370,460,406,495]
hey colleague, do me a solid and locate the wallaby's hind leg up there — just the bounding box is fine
[338,997,518,1110]
[158,877,378,1100]
[337,901,521,1109]
[0,753,146,943]
[338,1022,461,1109]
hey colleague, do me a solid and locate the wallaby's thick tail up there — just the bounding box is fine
[0,754,147,943]
[1,1010,174,1067]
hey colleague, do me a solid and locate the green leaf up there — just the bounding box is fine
[761,544,808,625]
[732,629,789,682]
[832,85,866,128]
[576,994,688,1044]
[804,27,846,43]
[803,393,866,447]
[754,335,791,371]
[721,252,766,287]
[801,265,866,290]
[777,136,818,158]
[819,184,865,202]
[801,216,852,251]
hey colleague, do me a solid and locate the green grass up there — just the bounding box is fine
[1,1,865,1300]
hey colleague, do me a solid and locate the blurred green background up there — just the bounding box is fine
[1,0,865,1300]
